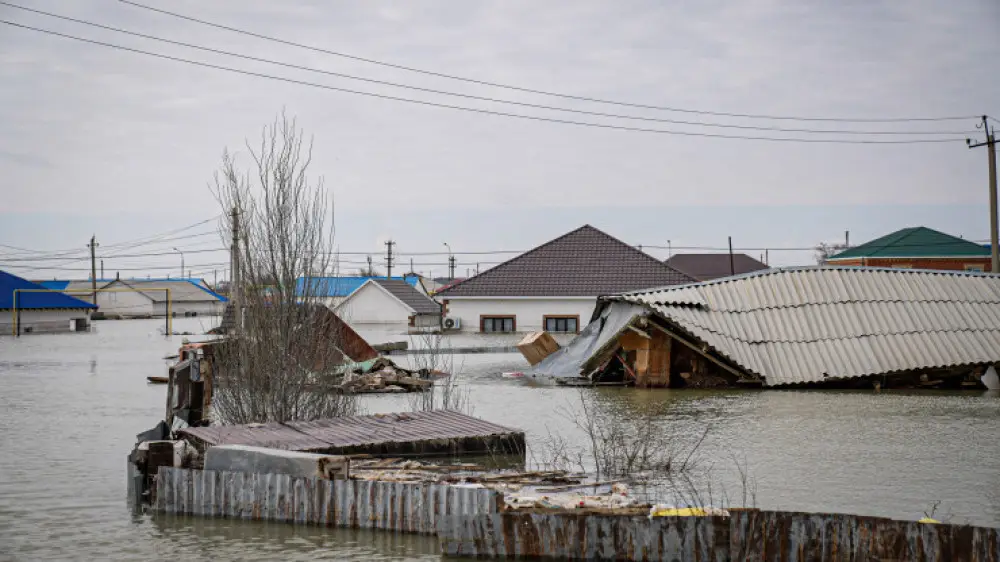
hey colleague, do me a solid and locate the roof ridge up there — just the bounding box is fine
[435,224,597,296]
[437,224,694,296]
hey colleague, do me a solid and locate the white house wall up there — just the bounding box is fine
[443,298,596,333]
[0,309,91,334]
[336,283,413,325]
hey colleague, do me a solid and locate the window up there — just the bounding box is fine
[544,315,579,333]
[965,264,985,272]
[481,316,515,333]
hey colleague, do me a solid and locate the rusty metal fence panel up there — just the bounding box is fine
[730,510,1000,562]
[438,512,729,561]
[439,511,1000,561]
[155,467,501,534]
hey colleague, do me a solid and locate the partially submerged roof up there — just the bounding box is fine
[0,270,96,310]
[437,225,694,297]
[664,253,769,281]
[122,279,228,303]
[828,227,990,261]
[609,266,1000,386]
[179,410,521,452]
[370,279,442,315]
[296,275,421,298]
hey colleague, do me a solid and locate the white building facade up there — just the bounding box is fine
[442,296,595,333]
[435,225,695,334]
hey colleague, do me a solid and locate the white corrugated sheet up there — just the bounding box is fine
[615,267,1000,386]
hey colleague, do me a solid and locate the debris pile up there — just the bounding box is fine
[333,357,435,394]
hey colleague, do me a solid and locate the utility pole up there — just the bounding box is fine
[100,259,104,280]
[410,257,414,275]
[231,206,242,333]
[968,116,999,273]
[728,236,735,276]
[449,255,456,280]
[845,230,850,249]
[214,269,218,291]
[88,235,99,305]
[385,239,395,278]
[367,255,374,276]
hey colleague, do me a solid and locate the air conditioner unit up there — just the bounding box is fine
[442,316,462,330]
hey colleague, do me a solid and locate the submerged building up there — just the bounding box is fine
[1,270,96,334]
[536,266,1000,389]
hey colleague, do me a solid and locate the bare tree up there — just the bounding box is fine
[210,113,357,424]
[815,242,849,264]
[541,391,709,481]
[406,333,471,414]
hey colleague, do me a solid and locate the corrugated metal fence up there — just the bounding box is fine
[439,511,1000,561]
[155,467,501,534]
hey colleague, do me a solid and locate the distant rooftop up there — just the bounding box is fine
[664,253,769,281]
[296,275,420,298]
[1,270,97,310]
[370,278,441,315]
[828,227,990,261]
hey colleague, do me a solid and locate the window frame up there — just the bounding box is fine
[543,314,580,334]
[480,315,516,333]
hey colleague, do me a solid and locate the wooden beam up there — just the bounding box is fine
[647,321,759,383]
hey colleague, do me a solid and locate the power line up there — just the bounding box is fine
[0,3,975,137]
[0,19,968,145]
[117,0,980,124]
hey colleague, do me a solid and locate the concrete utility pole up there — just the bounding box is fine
[100,259,104,280]
[968,116,999,273]
[845,230,850,248]
[384,239,395,278]
[173,247,185,279]
[230,206,242,332]
[88,235,99,305]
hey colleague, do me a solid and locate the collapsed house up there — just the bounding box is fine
[534,267,1000,389]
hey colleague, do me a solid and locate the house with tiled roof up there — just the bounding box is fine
[1,269,96,334]
[825,226,991,271]
[435,225,695,333]
[336,278,442,330]
[665,253,769,281]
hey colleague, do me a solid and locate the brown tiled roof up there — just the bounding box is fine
[372,279,442,315]
[437,225,695,297]
[664,253,769,281]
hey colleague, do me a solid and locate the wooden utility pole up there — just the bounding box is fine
[728,236,735,276]
[968,116,999,273]
[88,235,99,305]
[231,206,242,332]
[385,239,395,278]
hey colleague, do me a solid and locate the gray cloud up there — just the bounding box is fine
[0,0,997,273]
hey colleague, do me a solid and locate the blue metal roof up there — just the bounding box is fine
[296,276,419,298]
[0,270,97,310]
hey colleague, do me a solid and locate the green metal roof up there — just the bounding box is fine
[828,227,990,260]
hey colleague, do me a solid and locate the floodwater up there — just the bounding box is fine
[1,319,999,561]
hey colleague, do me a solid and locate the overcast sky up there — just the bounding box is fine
[1,0,998,280]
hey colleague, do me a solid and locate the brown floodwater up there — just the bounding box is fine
[1,319,998,560]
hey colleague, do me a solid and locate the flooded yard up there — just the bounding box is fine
[1,318,998,560]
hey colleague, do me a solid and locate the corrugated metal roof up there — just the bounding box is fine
[297,276,421,298]
[179,410,521,452]
[614,266,1000,386]
[0,270,97,310]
